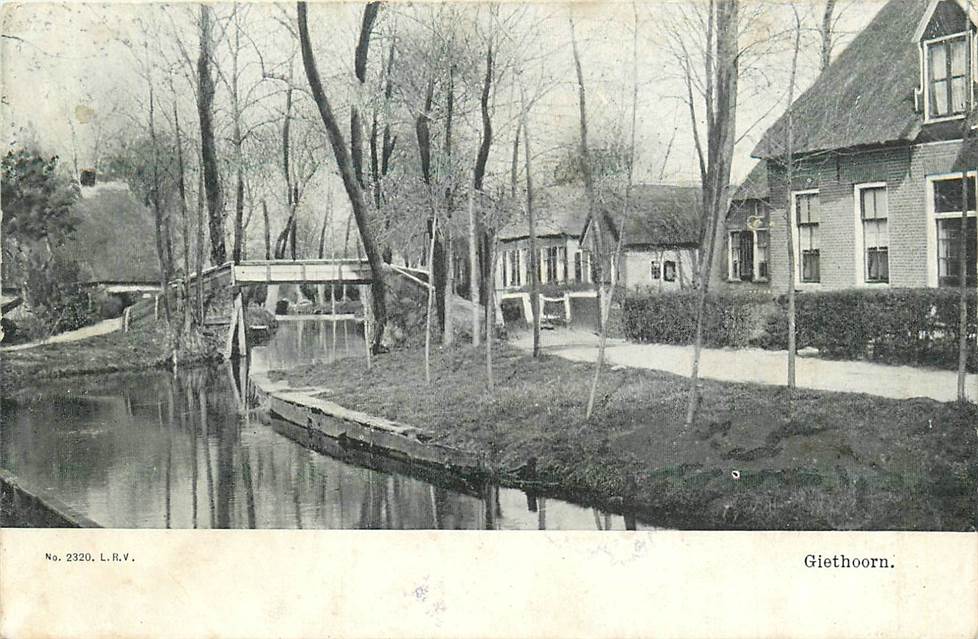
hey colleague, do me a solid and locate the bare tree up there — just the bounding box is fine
[197,4,225,267]
[519,81,541,358]
[297,1,388,353]
[585,2,641,419]
[569,16,605,324]
[784,7,803,391]
[818,0,837,71]
[680,0,741,427]
[956,164,971,402]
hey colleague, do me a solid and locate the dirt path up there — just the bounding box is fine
[513,329,978,403]
[1,317,124,352]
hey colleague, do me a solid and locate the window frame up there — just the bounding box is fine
[727,228,769,283]
[573,248,592,284]
[791,189,821,287]
[922,31,973,123]
[853,183,890,286]
[927,172,978,288]
[650,259,661,281]
[663,260,677,283]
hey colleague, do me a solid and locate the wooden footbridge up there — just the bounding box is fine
[172,259,429,359]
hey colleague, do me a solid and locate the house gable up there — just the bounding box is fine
[914,0,975,41]
[754,0,933,159]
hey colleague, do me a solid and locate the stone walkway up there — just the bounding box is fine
[0,317,124,352]
[513,329,978,403]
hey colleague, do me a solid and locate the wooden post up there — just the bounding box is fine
[236,295,247,357]
[123,306,131,333]
[361,284,372,370]
[224,291,243,360]
[154,295,160,321]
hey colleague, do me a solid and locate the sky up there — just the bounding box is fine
[0,0,887,244]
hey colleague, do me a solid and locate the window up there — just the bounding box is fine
[860,186,889,283]
[540,246,564,284]
[574,249,591,283]
[926,34,969,119]
[728,225,769,283]
[729,231,755,281]
[663,261,677,282]
[934,175,977,212]
[500,249,522,288]
[937,217,977,286]
[932,176,978,287]
[650,260,661,281]
[795,191,820,283]
[508,250,522,287]
[756,230,770,280]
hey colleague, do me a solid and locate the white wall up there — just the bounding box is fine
[621,248,697,291]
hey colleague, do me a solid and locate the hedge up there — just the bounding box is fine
[759,288,977,372]
[621,290,772,348]
[622,287,977,372]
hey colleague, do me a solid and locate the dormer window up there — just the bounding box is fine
[925,33,970,119]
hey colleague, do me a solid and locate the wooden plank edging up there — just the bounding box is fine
[249,372,485,472]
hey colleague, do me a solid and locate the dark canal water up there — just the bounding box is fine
[0,318,653,529]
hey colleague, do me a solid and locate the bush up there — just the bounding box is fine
[621,289,772,348]
[22,252,97,339]
[759,288,977,372]
[94,292,126,319]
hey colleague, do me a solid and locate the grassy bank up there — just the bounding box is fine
[0,323,222,397]
[271,343,978,531]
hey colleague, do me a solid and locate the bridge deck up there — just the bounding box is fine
[178,259,428,289]
[233,259,374,284]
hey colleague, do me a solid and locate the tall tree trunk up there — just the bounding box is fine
[569,16,605,328]
[585,3,639,419]
[173,98,193,326]
[416,74,445,333]
[785,9,802,391]
[197,4,225,266]
[486,228,500,391]
[442,62,456,346]
[685,0,740,427]
[469,189,479,346]
[147,85,172,323]
[298,1,388,353]
[195,157,205,323]
[275,85,296,261]
[350,2,380,190]
[474,43,494,307]
[958,168,971,401]
[520,84,540,358]
[375,41,397,264]
[819,0,837,72]
[233,168,244,263]
[262,199,271,260]
[424,213,438,385]
[231,19,244,264]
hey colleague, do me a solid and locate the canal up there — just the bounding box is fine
[0,318,653,529]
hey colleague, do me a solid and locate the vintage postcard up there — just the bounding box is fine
[1,0,976,637]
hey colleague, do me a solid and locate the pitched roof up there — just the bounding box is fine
[608,184,702,247]
[499,184,702,247]
[753,0,932,158]
[61,183,161,284]
[731,161,769,201]
[497,185,592,240]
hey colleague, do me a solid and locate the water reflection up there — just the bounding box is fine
[1,319,655,530]
[250,317,366,372]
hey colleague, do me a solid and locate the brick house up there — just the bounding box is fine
[721,0,978,293]
[495,184,700,325]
